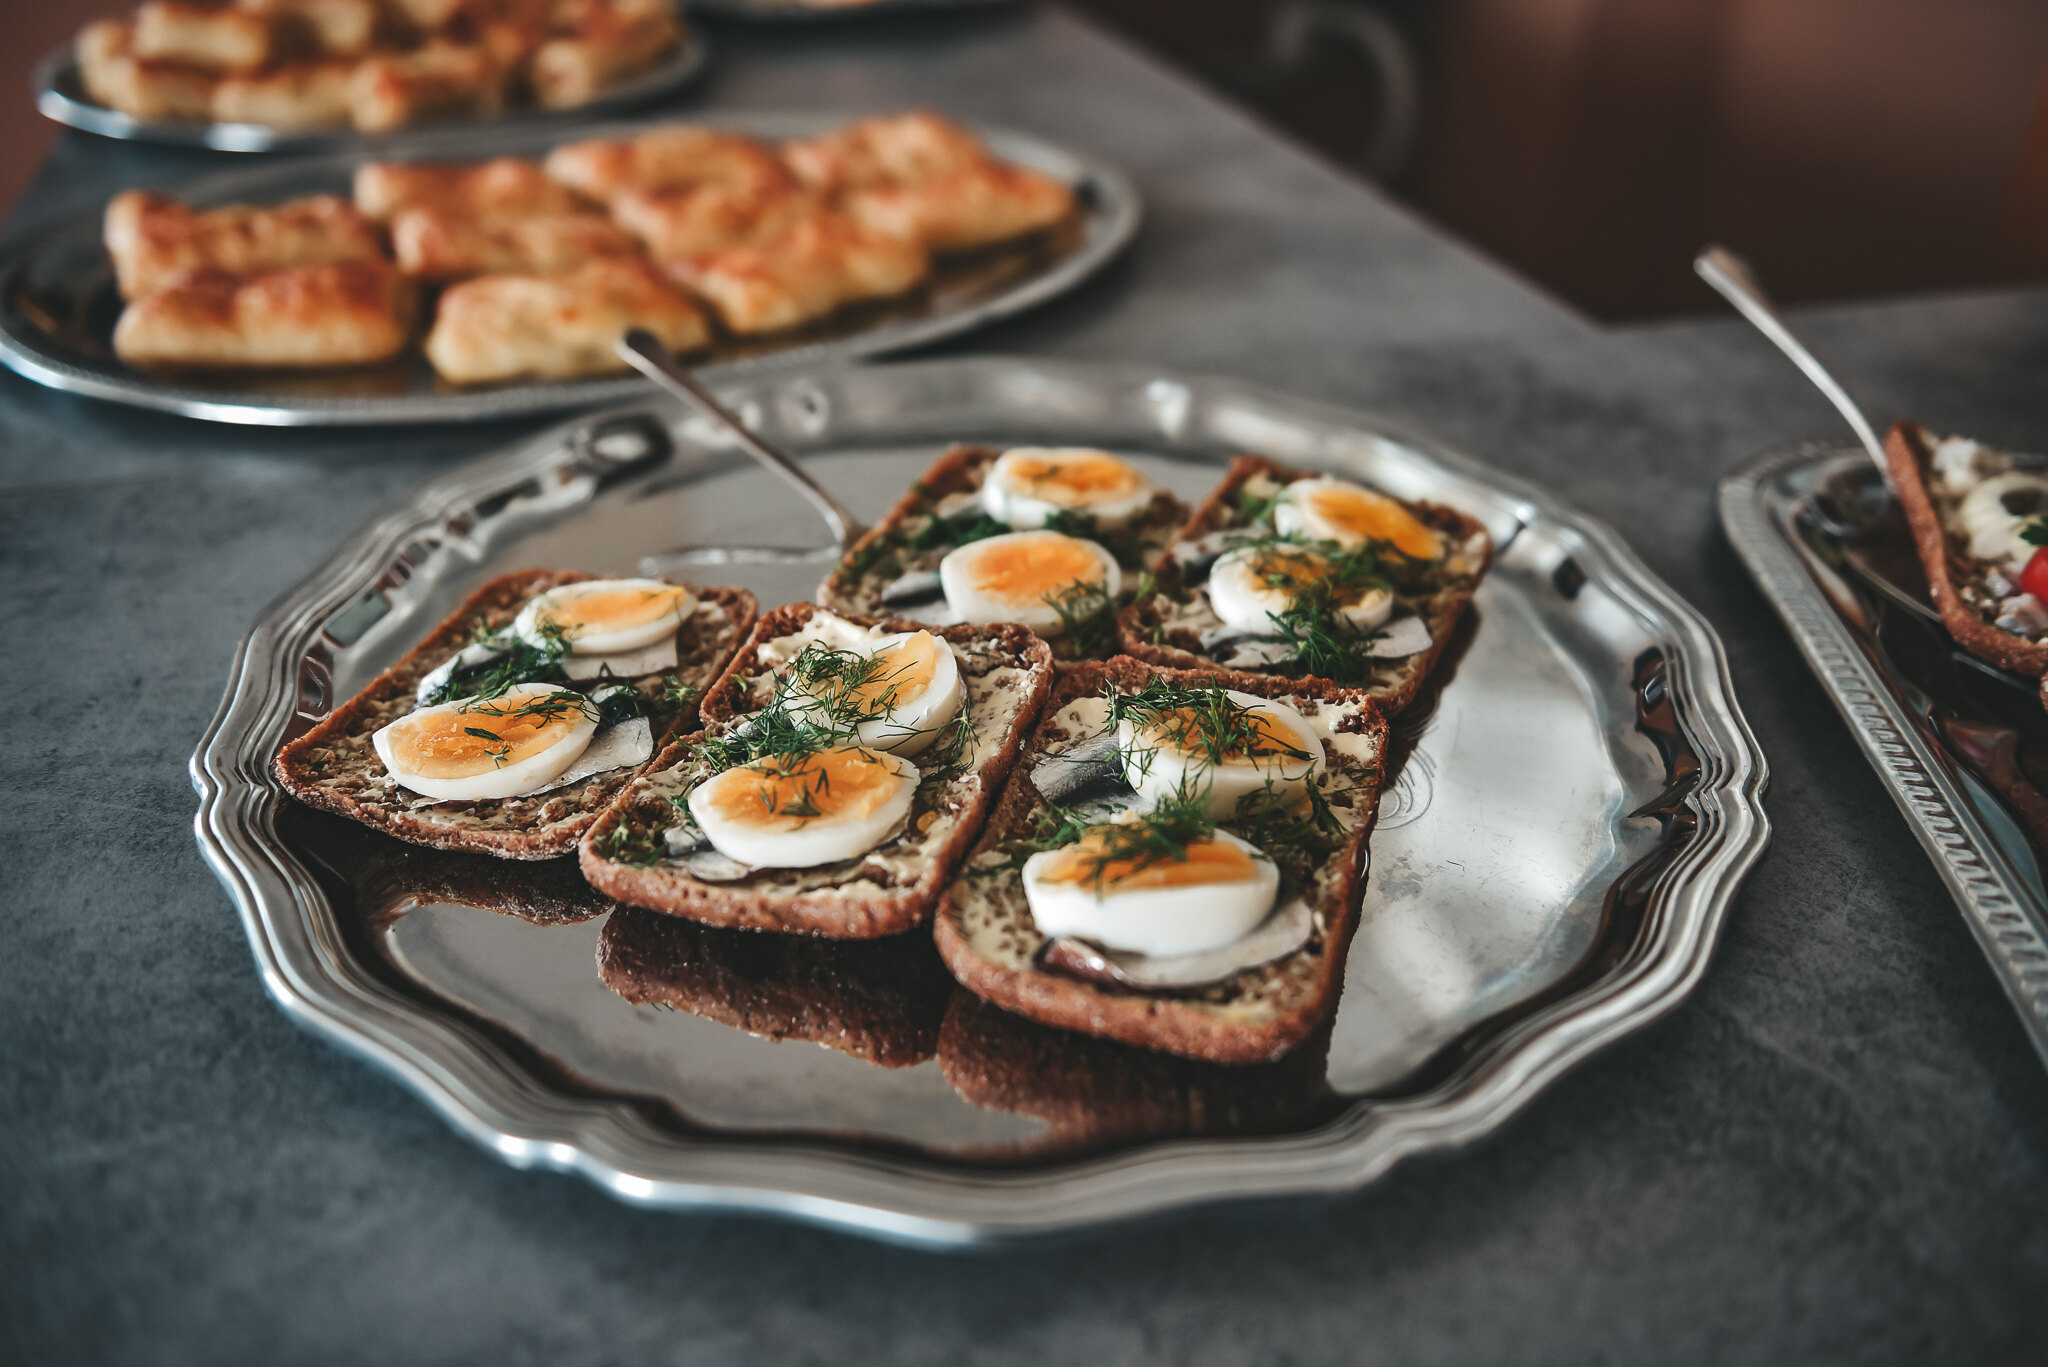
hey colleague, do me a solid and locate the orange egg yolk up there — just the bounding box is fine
[840,633,942,713]
[540,585,689,639]
[389,702,579,779]
[966,534,1104,605]
[1137,705,1308,763]
[1006,452,1142,507]
[1304,484,1442,560]
[1243,547,1381,612]
[1039,831,1258,890]
[702,748,902,828]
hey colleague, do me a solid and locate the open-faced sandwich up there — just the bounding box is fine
[598,905,954,1067]
[1117,455,1491,713]
[816,444,1190,663]
[274,568,756,859]
[578,603,1056,937]
[934,658,1387,1065]
[1885,420,2048,677]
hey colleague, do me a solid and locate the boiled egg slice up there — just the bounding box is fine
[1208,544,1393,634]
[514,578,694,655]
[938,530,1121,633]
[1023,823,1278,956]
[373,682,597,802]
[1116,688,1325,818]
[981,447,1154,529]
[1273,476,1443,561]
[687,745,920,869]
[785,630,966,757]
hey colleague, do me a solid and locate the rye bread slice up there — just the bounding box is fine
[578,604,1057,937]
[932,657,1388,1065]
[1885,419,2048,677]
[814,443,1190,664]
[1116,455,1492,715]
[597,906,954,1067]
[273,568,757,861]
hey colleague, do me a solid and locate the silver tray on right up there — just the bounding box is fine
[1720,439,2048,1067]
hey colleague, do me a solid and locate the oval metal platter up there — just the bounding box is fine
[190,357,1770,1246]
[33,27,710,153]
[0,115,1138,427]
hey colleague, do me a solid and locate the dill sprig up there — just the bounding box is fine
[1043,579,1117,656]
[1229,777,1353,899]
[597,820,668,868]
[422,619,573,706]
[990,784,1221,889]
[1106,679,1314,768]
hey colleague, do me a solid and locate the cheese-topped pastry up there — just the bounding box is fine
[353,157,586,222]
[210,60,355,130]
[112,260,415,369]
[389,207,638,281]
[781,111,988,195]
[234,0,378,57]
[545,126,791,204]
[78,20,220,122]
[132,2,274,72]
[424,256,710,384]
[348,41,505,134]
[531,0,680,109]
[104,191,383,301]
[609,180,817,259]
[666,212,928,335]
[845,159,1075,253]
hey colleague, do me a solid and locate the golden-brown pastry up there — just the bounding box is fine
[780,110,987,196]
[210,59,355,129]
[348,41,504,133]
[424,256,710,383]
[389,207,638,281]
[112,261,415,369]
[530,0,679,109]
[544,125,789,203]
[609,179,816,258]
[77,20,219,122]
[234,0,379,57]
[667,212,927,336]
[104,191,385,302]
[383,0,468,30]
[844,159,1075,252]
[352,156,585,221]
[132,2,275,73]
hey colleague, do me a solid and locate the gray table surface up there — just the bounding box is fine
[5,6,2046,1363]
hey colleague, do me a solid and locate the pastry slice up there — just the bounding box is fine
[1117,455,1492,716]
[348,41,504,133]
[816,443,1190,664]
[934,658,1387,1065]
[780,110,988,196]
[1886,420,2048,676]
[353,156,586,221]
[111,260,415,369]
[579,603,1056,938]
[210,59,355,129]
[132,1,275,73]
[77,20,219,122]
[423,256,711,384]
[544,124,791,203]
[389,206,637,281]
[531,0,681,109]
[844,158,1076,253]
[234,0,379,57]
[664,212,928,336]
[275,568,757,860]
[103,190,384,302]
[608,178,817,259]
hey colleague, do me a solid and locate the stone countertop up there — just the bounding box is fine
[4,6,2045,1363]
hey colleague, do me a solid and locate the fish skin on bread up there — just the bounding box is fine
[1116,454,1491,715]
[1885,419,2048,677]
[932,657,1387,1066]
[273,568,756,860]
[579,603,1056,937]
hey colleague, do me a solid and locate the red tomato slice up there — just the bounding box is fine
[2018,547,2048,603]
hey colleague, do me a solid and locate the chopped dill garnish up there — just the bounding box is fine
[597,820,668,868]
[1230,777,1355,899]
[1106,678,1314,768]
[660,674,699,709]
[422,619,572,706]
[1044,579,1117,657]
[987,784,1221,888]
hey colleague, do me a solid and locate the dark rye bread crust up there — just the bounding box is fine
[932,657,1388,1065]
[814,443,1190,664]
[1886,420,2048,677]
[598,906,954,1067]
[1116,455,1492,715]
[578,604,1057,937]
[273,568,757,861]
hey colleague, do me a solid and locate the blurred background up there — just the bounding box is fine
[16,0,2048,320]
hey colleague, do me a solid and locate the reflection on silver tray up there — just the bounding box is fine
[1720,440,2048,1067]
[0,115,1138,427]
[32,30,710,153]
[192,358,1768,1244]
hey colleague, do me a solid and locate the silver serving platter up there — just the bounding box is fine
[33,27,709,153]
[1720,440,2048,1067]
[191,357,1769,1245]
[0,114,1137,427]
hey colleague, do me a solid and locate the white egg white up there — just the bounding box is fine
[514,578,695,655]
[374,682,597,802]
[687,746,920,869]
[938,530,1121,633]
[784,630,966,757]
[981,447,1155,530]
[1117,688,1326,819]
[1957,471,2048,567]
[1207,545,1393,634]
[1023,826,1280,956]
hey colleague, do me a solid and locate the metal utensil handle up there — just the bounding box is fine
[617,329,867,550]
[1694,246,1892,487]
